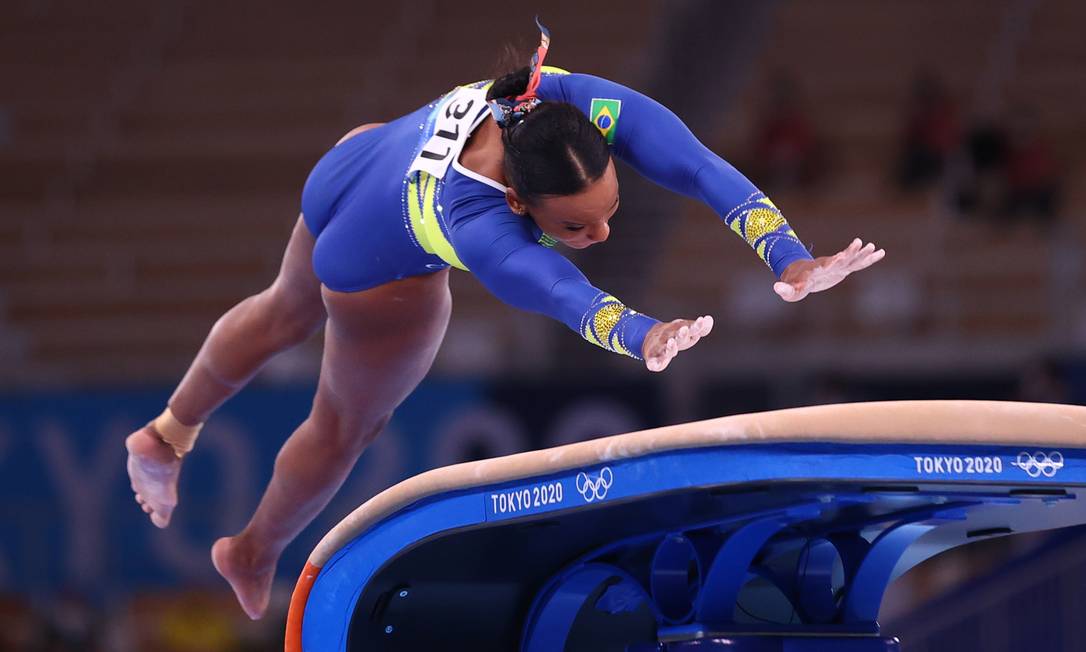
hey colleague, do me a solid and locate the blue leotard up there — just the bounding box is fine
[301,70,812,361]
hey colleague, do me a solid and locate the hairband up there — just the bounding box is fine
[488,17,551,129]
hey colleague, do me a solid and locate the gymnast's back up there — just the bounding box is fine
[299,72,572,294]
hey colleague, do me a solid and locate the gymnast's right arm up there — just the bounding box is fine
[448,197,658,362]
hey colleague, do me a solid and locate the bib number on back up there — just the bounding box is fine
[408,87,488,179]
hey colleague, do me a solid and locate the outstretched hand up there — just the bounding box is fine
[774,238,885,302]
[643,316,714,372]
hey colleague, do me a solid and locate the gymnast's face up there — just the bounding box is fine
[507,159,619,250]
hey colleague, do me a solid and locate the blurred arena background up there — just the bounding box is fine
[3,0,1086,650]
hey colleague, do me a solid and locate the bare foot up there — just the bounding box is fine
[212,536,277,620]
[126,426,182,528]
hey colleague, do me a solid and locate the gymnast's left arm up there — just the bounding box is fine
[544,73,885,302]
[447,200,710,371]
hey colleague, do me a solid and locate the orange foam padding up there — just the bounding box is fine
[285,562,321,652]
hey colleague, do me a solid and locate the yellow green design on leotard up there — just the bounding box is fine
[406,171,469,271]
[724,192,803,269]
[405,169,558,271]
[579,293,640,358]
[743,208,787,245]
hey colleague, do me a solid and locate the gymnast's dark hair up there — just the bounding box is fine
[487,67,611,203]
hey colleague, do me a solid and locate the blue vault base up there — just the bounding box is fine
[289,403,1086,652]
[318,445,1085,651]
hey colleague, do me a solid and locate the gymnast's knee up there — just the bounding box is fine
[206,287,322,362]
[305,403,392,458]
[253,281,326,347]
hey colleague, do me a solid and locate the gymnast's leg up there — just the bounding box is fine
[125,122,386,529]
[126,216,326,528]
[212,270,452,620]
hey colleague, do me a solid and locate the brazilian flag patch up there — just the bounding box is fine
[590,98,621,144]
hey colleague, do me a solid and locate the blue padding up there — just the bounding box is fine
[522,563,651,652]
[302,493,483,650]
[696,504,822,624]
[300,442,1086,651]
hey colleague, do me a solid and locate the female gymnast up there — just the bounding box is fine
[125,22,884,620]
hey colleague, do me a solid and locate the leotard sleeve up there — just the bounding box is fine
[446,191,658,361]
[539,73,814,276]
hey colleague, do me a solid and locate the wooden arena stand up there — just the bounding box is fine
[286,401,1086,651]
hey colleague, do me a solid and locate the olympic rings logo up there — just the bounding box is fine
[575,467,614,502]
[1012,451,1064,478]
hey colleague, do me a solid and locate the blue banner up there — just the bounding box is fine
[0,378,662,596]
